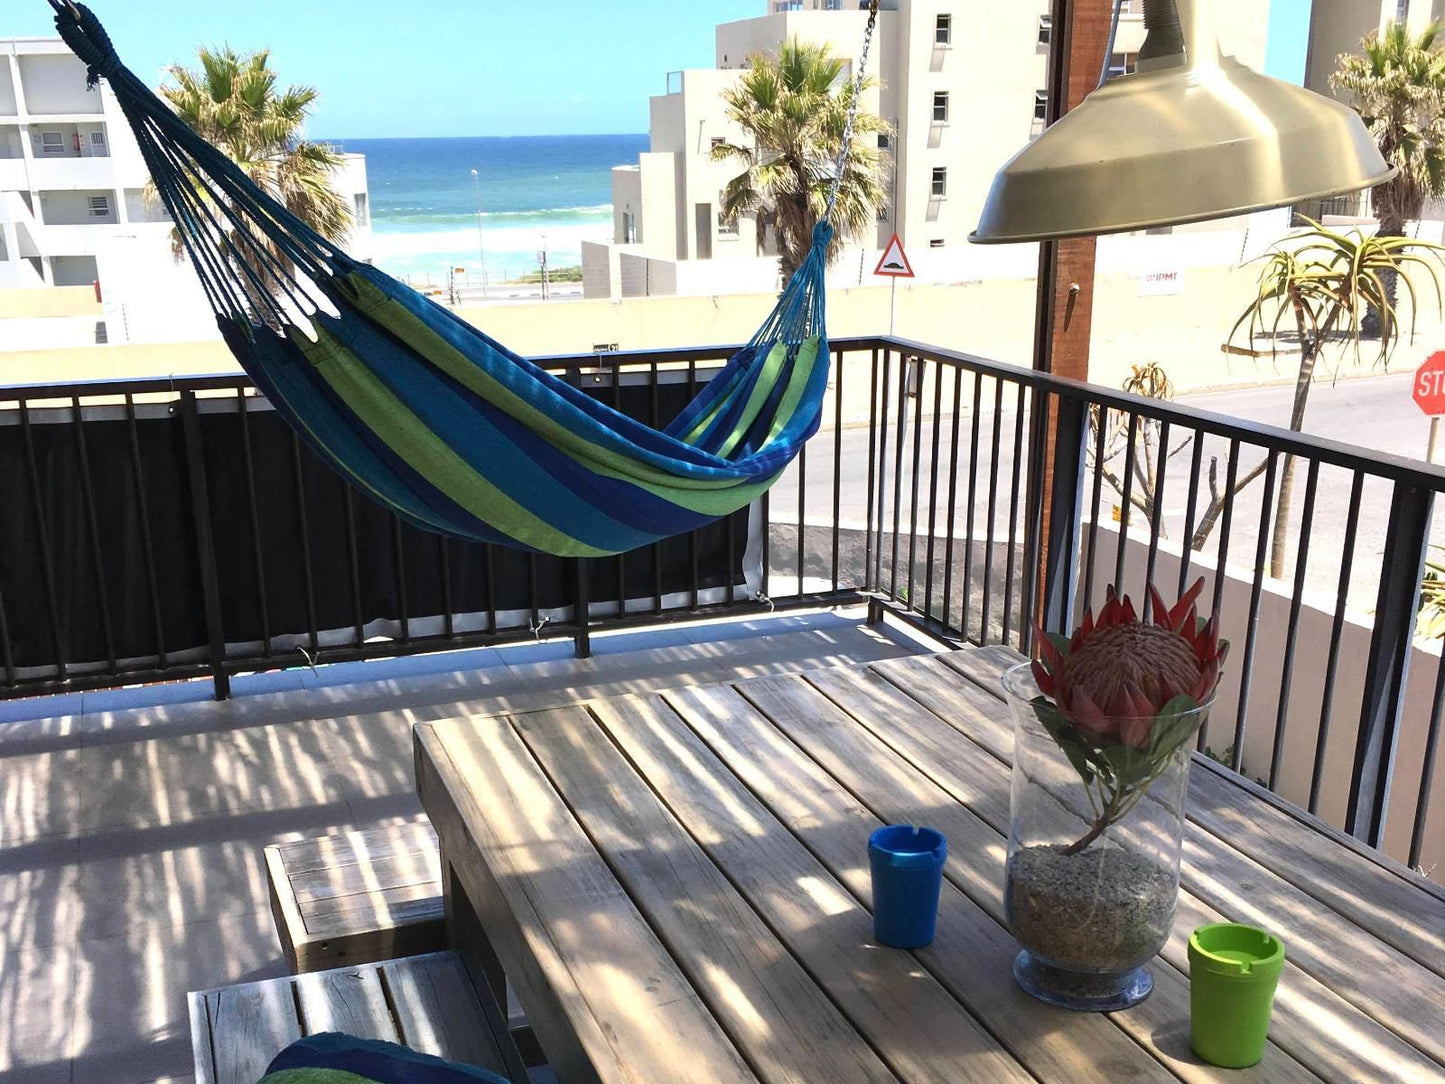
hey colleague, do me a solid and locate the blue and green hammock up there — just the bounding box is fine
[50,1,877,558]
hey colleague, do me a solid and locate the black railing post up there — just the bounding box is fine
[573,559,592,659]
[1041,395,1090,638]
[1346,480,1433,846]
[178,390,231,701]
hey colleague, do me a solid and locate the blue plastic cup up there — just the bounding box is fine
[869,825,947,949]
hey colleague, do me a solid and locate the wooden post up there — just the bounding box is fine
[1031,0,1113,630]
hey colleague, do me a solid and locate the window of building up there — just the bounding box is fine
[40,131,64,155]
[622,211,638,245]
[876,204,889,222]
[1107,52,1138,78]
[773,0,802,11]
[933,91,949,123]
[88,130,107,154]
[935,14,952,45]
[353,192,368,226]
[931,166,947,198]
[717,209,739,238]
[1396,0,1409,21]
[1038,15,1053,46]
[1034,91,1049,122]
[929,239,945,249]
[87,194,110,218]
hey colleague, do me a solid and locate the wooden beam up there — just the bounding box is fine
[1033,0,1114,380]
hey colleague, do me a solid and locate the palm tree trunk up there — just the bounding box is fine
[1268,301,1343,577]
[1364,213,1405,339]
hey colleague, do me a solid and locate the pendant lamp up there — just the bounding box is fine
[970,0,1394,244]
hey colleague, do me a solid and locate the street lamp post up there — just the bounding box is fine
[470,168,488,297]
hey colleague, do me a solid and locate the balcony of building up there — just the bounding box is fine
[1,336,1443,1081]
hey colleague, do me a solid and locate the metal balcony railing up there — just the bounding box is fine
[0,336,1441,881]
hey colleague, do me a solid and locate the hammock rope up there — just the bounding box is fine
[49,0,882,558]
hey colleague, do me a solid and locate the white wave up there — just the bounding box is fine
[368,221,614,277]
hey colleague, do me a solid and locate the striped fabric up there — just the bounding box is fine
[53,2,832,557]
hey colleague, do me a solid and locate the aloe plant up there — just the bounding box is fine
[1224,221,1445,576]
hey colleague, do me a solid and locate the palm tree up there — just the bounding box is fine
[154,47,350,307]
[711,39,889,280]
[1225,221,1445,576]
[1332,21,1445,333]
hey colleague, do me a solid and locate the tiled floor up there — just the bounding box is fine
[0,608,926,1084]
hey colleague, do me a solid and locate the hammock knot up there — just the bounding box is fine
[52,2,120,88]
[811,220,835,250]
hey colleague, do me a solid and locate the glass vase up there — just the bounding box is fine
[1001,662,1206,1011]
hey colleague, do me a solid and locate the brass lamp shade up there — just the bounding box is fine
[970,0,1393,244]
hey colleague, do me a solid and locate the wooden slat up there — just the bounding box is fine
[290,845,441,905]
[510,705,902,1084]
[848,658,1445,1083]
[942,645,1445,962]
[381,952,513,1074]
[265,842,309,974]
[188,992,217,1084]
[416,716,760,1084]
[276,821,439,874]
[294,966,398,1041]
[607,688,1185,1084]
[302,880,443,929]
[204,976,303,1084]
[741,671,1409,1084]
[926,652,1445,1002]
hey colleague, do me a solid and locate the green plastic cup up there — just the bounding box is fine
[1188,923,1286,1068]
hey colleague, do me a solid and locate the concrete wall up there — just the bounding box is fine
[17,53,99,115]
[1306,0,1392,95]
[1082,520,1443,880]
[0,61,17,116]
[0,284,97,318]
[38,188,114,225]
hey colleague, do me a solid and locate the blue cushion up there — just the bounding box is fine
[265,1032,511,1083]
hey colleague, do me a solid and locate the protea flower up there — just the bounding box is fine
[1032,578,1227,749]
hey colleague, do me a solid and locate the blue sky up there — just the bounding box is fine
[10,0,1314,136]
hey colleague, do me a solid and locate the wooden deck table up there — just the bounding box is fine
[415,646,1445,1084]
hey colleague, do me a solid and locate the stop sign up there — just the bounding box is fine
[1415,352,1445,416]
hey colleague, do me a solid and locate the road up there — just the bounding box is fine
[769,368,1444,611]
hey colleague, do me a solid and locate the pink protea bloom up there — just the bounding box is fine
[1032,578,1227,749]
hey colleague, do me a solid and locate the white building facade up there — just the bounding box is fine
[585,0,1273,300]
[1,37,371,346]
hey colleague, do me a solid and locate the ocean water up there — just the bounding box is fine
[333,134,647,283]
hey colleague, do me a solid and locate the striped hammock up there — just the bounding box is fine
[50,1,844,558]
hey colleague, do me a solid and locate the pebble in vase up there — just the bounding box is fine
[1003,578,1228,1011]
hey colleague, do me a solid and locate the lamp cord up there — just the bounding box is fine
[1098,0,1125,87]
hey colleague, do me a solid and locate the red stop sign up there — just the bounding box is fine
[1415,352,1445,416]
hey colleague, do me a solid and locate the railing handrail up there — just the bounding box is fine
[6,332,1444,489]
[868,334,1445,490]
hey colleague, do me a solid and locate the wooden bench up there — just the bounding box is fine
[266,821,446,973]
[189,950,529,1084]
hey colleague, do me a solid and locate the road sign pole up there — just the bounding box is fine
[1431,417,1441,464]
[889,276,897,337]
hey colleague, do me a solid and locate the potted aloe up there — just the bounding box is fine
[1002,579,1227,1010]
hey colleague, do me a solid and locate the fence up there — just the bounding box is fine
[2,335,1442,879]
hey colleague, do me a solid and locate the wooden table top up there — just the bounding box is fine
[414,646,1445,1084]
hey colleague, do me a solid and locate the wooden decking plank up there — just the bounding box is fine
[510,705,902,1084]
[416,716,760,1084]
[303,885,443,932]
[381,952,512,1074]
[289,847,441,905]
[751,670,1432,1084]
[847,657,1445,1063]
[277,821,439,874]
[294,966,399,1041]
[205,978,303,1084]
[633,685,1188,1084]
[935,648,1445,978]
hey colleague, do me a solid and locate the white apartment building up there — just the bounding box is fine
[1,37,371,346]
[584,0,1272,300]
